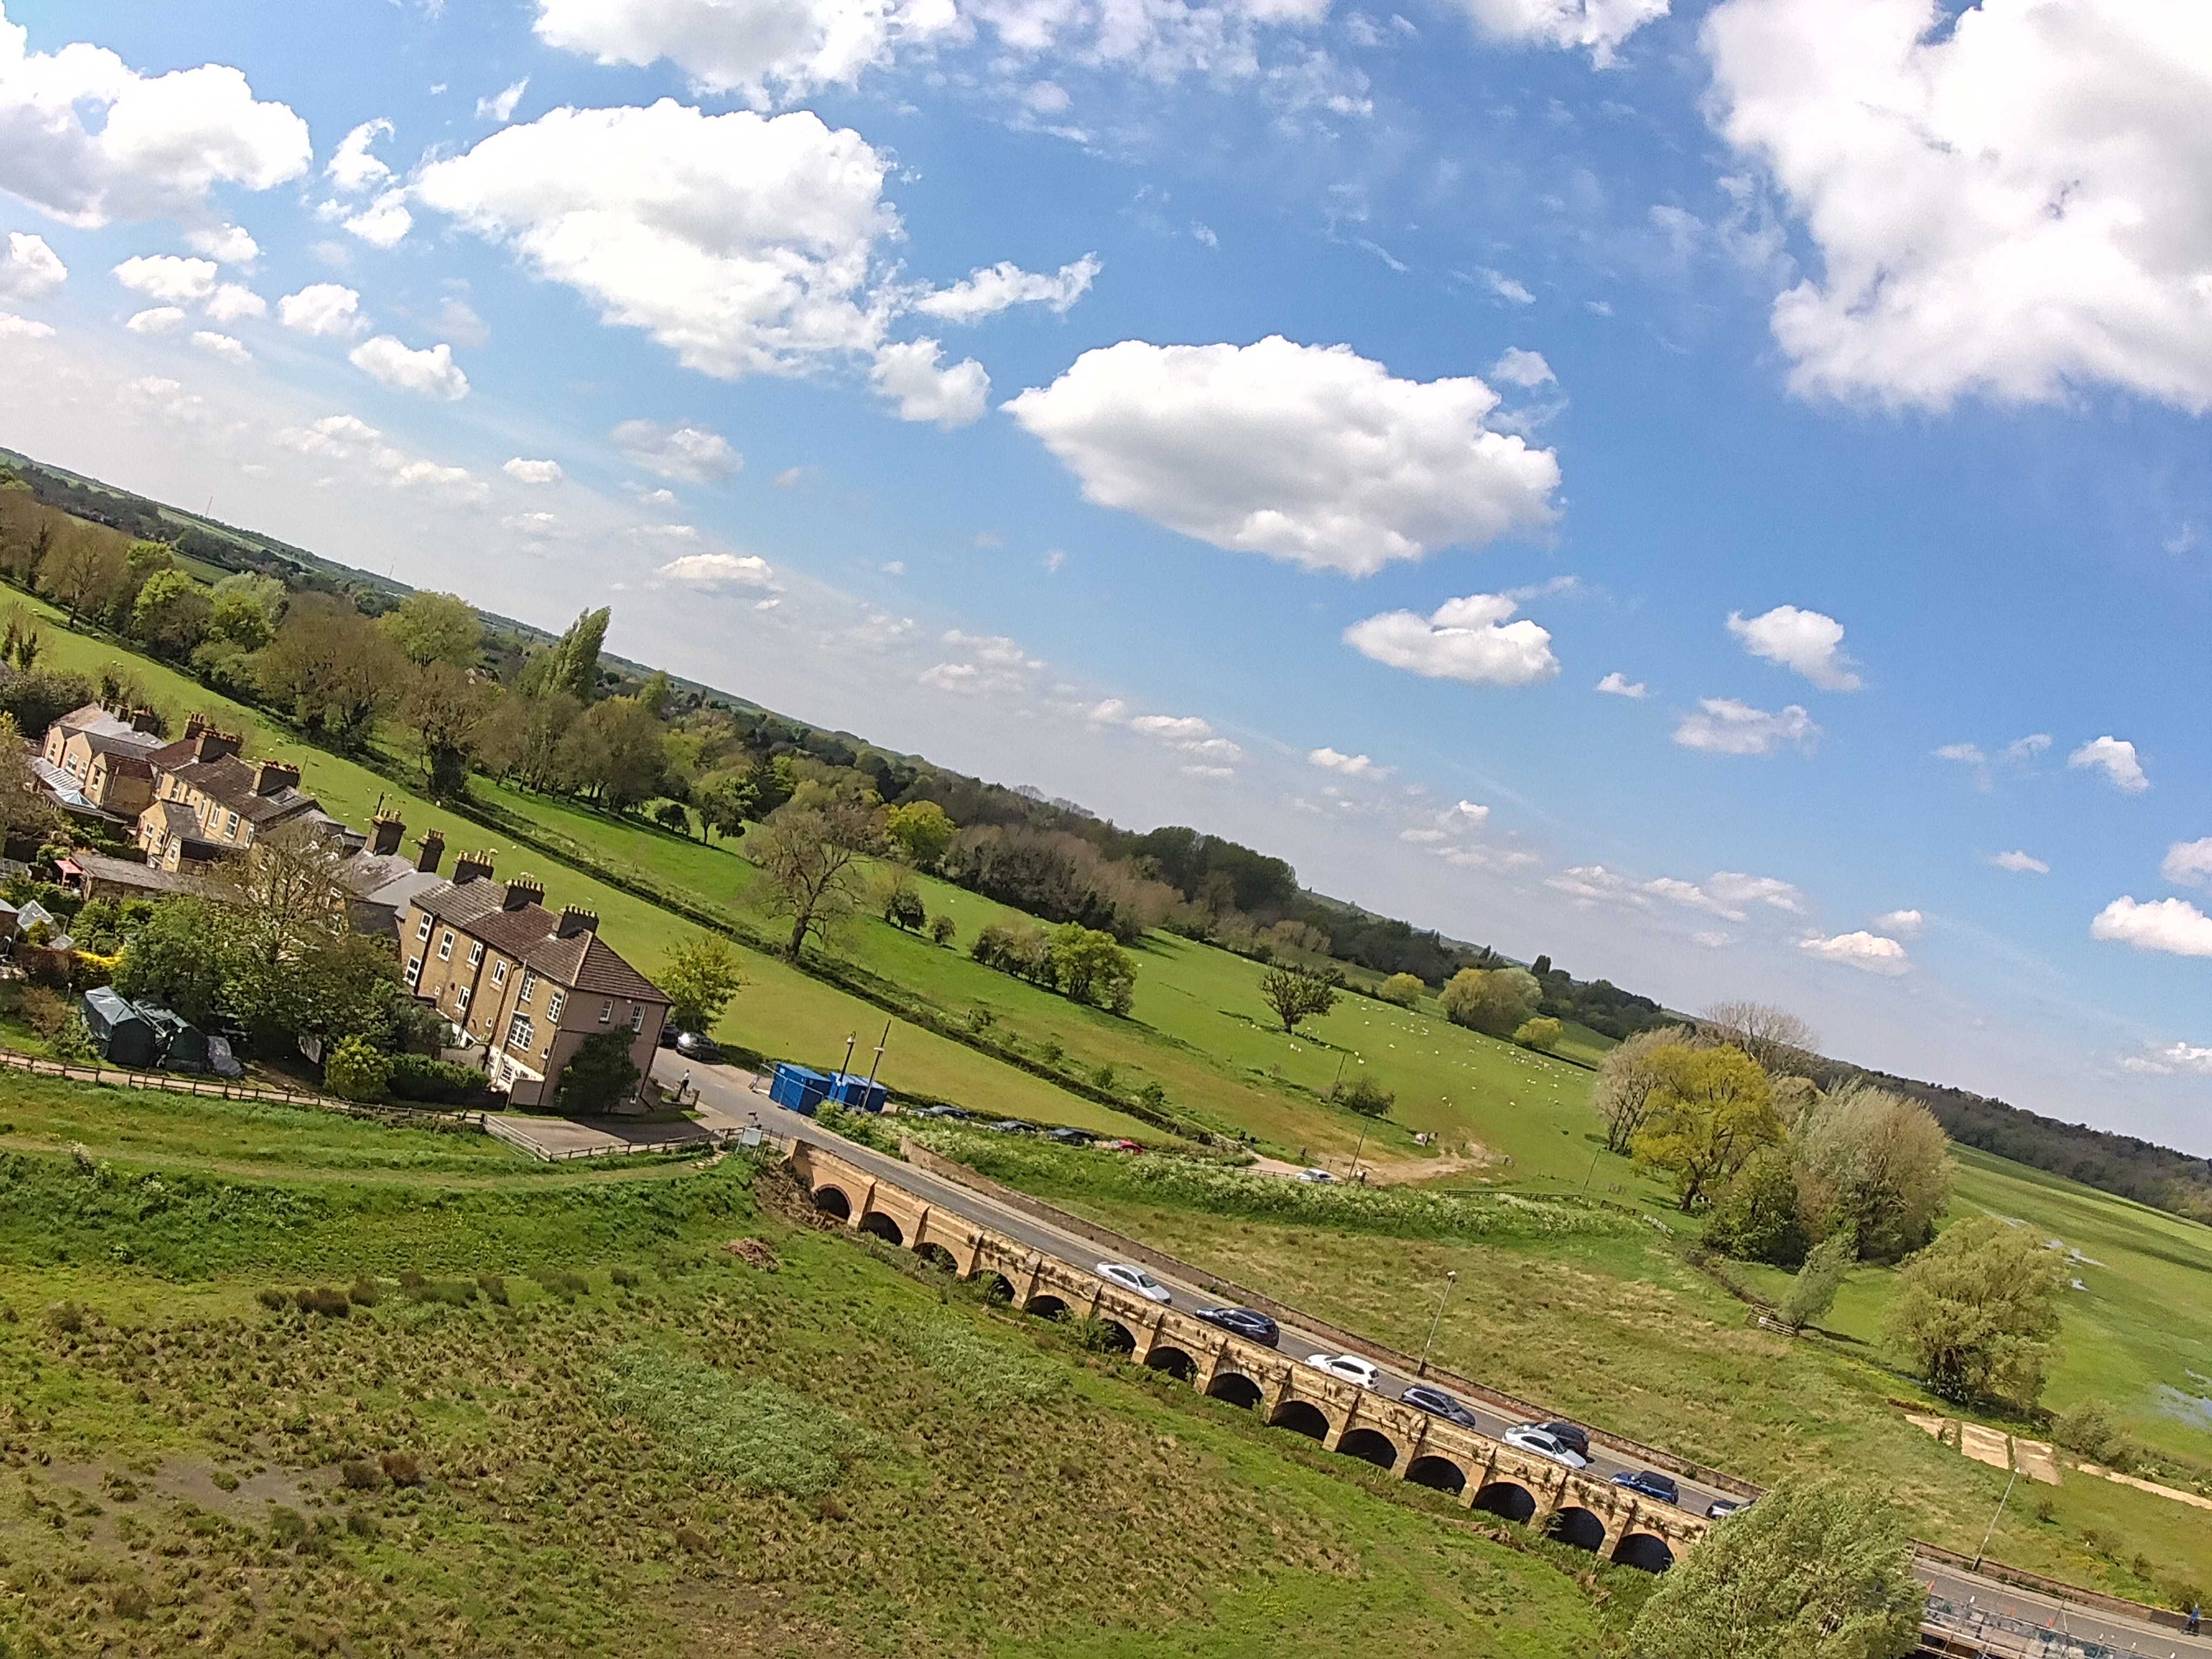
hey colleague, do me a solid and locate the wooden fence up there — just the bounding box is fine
[0,1046,485,1128]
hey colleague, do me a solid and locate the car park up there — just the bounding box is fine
[1293,1168,1335,1184]
[1193,1305,1280,1346]
[1096,1263,1172,1304]
[673,1029,721,1062]
[1705,1497,1749,1520]
[1304,1353,1379,1389]
[1401,1385,1482,1429]
[1612,1469,1680,1505]
[1502,1425,1588,1468]
[1534,1420,1590,1459]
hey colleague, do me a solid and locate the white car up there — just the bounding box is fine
[1305,1353,1379,1389]
[1503,1425,1589,1468]
[1293,1168,1336,1184]
[1096,1262,1172,1304]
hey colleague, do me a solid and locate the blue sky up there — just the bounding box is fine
[1,0,2208,1148]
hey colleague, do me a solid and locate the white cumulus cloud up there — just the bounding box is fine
[1800,930,1910,975]
[390,460,491,503]
[112,254,217,305]
[658,551,777,587]
[1452,0,1669,65]
[1874,908,1925,938]
[2092,896,2212,959]
[915,254,1101,323]
[184,223,258,264]
[343,191,414,249]
[1595,671,1647,698]
[124,305,185,334]
[2068,735,2148,794]
[348,335,470,400]
[190,329,249,364]
[532,0,961,105]
[869,337,989,428]
[612,419,742,482]
[1671,697,1819,756]
[1704,0,2212,412]
[2161,838,2212,889]
[203,282,264,322]
[0,11,311,227]
[1309,747,1389,778]
[504,457,565,484]
[1344,592,1559,686]
[1006,336,1560,575]
[326,119,396,194]
[1489,346,1556,388]
[1988,850,2051,874]
[0,311,52,338]
[0,231,65,300]
[278,282,366,338]
[1727,604,1862,690]
[477,78,530,123]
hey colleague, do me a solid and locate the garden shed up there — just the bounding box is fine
[79,986,158,1068]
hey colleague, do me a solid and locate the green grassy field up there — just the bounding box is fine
[0,1083,1645,1657]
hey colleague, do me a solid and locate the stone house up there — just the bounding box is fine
[33,703,165,818]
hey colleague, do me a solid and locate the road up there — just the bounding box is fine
[658,1056,2212,1658]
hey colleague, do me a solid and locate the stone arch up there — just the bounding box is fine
[1471,1482,1538,1525]
[1547,1507,1606,1553]
[858,1211,905,1246]
[1406,1455,1469,1495]
[1269,1400,1333,1442]
[1145,1345,1197,1382]
[1206,1372,1264,1410]
[1611,1533,1676,1574]
[974,1272,1014,1305]
[914,1242,959,1272]
[1025,1293,1071,1321]
[1336,1427,1398,1470]
[1091,1318,1136,1354]
[812,1184,852,1221]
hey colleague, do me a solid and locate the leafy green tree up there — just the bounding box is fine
[323,1036,392,1103]
[379,590,482,668]
[1592,1024,1699,1154]
[752,800,877,957]
[1512,1015,1563,1051]
[692,768,756,840]
[1628,1478,1923,1659]
[396,660,493,796]
[1259,963,1338,1034]
[1779,1230,1856,1331]
[556,1031,640,1111]
[1377,972,1424,1008]
[1702,1146,1809,1265]
[255,599,402,750]
[0,668,94,743]
[131,569,213,658]
[658,933,743,1031]
[1795,1082,1953,1263]
[927,913,956,947]
[1050,923,1135,1007]
[1334,1072,1394,1118]
[1884,1215,2065,1406]
[521,606,609,704]
[885,799,956,868]
[209,572,286,637]
[881,875,925,930]
[111,898,228,1024]
[38,522,129,622]
[0,712,56,840]
[1632,1044,1783,1212]
[1438,966,1541,1036]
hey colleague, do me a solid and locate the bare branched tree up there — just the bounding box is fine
[752,800,881,957]
[1701,999,1821,1076]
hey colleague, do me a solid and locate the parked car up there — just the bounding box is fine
[1502,1425,1588,1468]
[1107,1138,1144,1153]
[1534,1420,1590,1459]
[1096,1263,1172,1304]
[1705,1497,1749,1520]
[1612,1469,1680,1505]
[205,1035,244,1080]
[988,1119,1037,1135]
[673,1029,721,1062]
[1046,1126,1094,1145]
[1293,1167,1335,1184]
[1401,1385,1482,1429]
[1193,1305,1280,1346]
[657,1023,681,1049]
[1305,1353,1379,1389]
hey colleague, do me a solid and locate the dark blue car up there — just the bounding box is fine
[1192,1306,1280,1346]
[1613,1469,1680,1505]
[1401,1385,1482,1429]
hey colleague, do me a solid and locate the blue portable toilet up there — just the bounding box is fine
[827,1071,888,1114]
[769,1063,833,1117]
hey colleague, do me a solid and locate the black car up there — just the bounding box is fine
[1401,1385,1482,1429]
[673,1029,722,1062]
[1192,1305,1280,1346]
[657,1023,681,1048]
[988,1119,1037,1135]
[1535,1420,1590,1458]
[1046,1126,1095,1145]
[1612,1469,1680,1505]
[909,1104,969,1121]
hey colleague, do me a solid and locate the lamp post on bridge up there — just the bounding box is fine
[1417,1270,1457,1377]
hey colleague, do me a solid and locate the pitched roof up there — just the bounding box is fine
[64,852,205,897]
[526,931,670,1004]
[78,729,162,763]
[92,751,153,780]
[410,878,666,1003]
[167,754,323,825]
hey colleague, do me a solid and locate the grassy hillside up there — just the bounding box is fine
[0,1084,1643,1657]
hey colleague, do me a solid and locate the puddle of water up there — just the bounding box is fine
[2153,1385,2212,1433]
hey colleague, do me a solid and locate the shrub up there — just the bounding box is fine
[882,879,925,931]
[555,1032,640,1112]
[18,983,72,1037]
[477,1272,510,1306]
[1778,1231,1854,1331]
[322,1036,390,1103]
[1377,972,1424,1008]
[1512,1016,1563,1051]
[348,1276,383,1307]
[294,1285,351,1318]
[928,914,956,947]
[1333,1073,1395,1119]
[2053,1399,2139,1470]
[379,1451,422,1487]
[53,1013,97,1062]
[339,1459,384,1491]
[536,1269,589,1300]
[611,1266,640,1289]
[111,1584,151,1621]
[255,1287,290,1311]
[386,1053,490,1104]
[1438,967,1541,1036]
[46,1298,84,1333]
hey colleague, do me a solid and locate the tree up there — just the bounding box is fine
[885,799,956,868]
[752,801,877,957]
[1512,1016,1563,1051]
[112,898,228,1024]
[482,690,581,791]
[1632,1044,1783,1212]
[131,569,213,659]
[204,826,356,1041]
[1701,1146,1808,1265]
[1051,923,1135,1008]
[556,1031,640,1111]
[0,667,93,742]
[38,523,129,622]
[1259,963,1338,1034]
[521,606,609,704]
[0,712,56,840]
[255,599,402,750]
[1795,1082,1953,1263]
[553,696,666,807]
[881,875,925,930]
[692,768,756,840]
[209,572,286,638]
[1627,1478,1923,1659]
[658,933,743,1031]
[396,661,493,796]
[1438,966,1540,1037]
[1779,1230,1856,1331]
[1335,1072,1394,1118]
[1377,972,1424,1008]
[928,913,956,947]
[323,1036,392,1103]
[1702,1000,1821,1076]
[379,590,481,668]
[1884,1216,2065,1406]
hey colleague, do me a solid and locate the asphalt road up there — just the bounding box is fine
[659,1056,2212,1656]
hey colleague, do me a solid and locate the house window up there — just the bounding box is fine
[456,984,472,1014]
[416,914,433,942]
[507,1015,533,1052]
[547,991,565,1022]
[468,941,484,968]
[437,930,455,961]
[518,970,537,1004]
[598,999,613,1025]
[631,1005,644,1034]
[404,956,422,987]
[225,811,239,836]
[491,959,508,986]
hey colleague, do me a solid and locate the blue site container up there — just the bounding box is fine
[827,1072,888,1114]
[769,1063,833,1117]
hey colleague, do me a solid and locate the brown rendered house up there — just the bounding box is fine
[35,703,165,818]
[400,858,669,1109]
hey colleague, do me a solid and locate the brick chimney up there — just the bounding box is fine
[128,707,162,734]
[502,874,546,912]
[370,813,406,858]
[183,713,208,743]
[197,727,243,763]
[453,849,495,885]
[253,760,300,796]
[557,906,598,938]
[415,829,446,874]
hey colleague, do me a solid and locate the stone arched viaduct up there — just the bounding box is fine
[793,1141,1707,1570]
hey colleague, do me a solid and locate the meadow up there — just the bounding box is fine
[0,1083,1648,1657]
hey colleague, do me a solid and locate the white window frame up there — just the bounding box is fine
[415,914,433,942]
[225,810,239,836]
[491,959,508,986]
[437,930,455,961]
[507,1015,532,1052]
[468,941,484,967]
[404,956,422,988]
[456,984,472,1014]
[547,990,565,1022]
[518,969,537,1005]
[598,1000,613,1025]
[631,1005,644,1034]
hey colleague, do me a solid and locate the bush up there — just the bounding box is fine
[882,879,925,931]
[611,1266,640,1289]
[322,1036,390,1103]
[53,1012,97,1062]
[339,1459,384,1491]
[2053,1399,2139,1471]
[255,1287,290,1312]
[1778,1231,1854,1331]
[1512,1016,1563,1051]
[18,983,72,1037]
[1377,972,1424,1008]
[477,1273,510,1306]
[1333,1072,1395,1118]
[348,1276,383,1307]
[555,1032,640,1112]
[379,1451,422,1487]
[928,914,957,947]
[386,1052,490,1104]
[294,1285,351,1318]
[536,1269,589,1300]
[46,1298,84,1333]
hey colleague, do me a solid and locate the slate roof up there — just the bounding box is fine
[525,931,669,1004]
[64,852,204,897]
[165,754,322,826]
[410,878,666,1004]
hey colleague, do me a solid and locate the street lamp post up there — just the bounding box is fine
[1417,1270,1458,1377]
[1972,1464,2020,1573]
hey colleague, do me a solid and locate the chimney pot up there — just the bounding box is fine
[370,814,406,858]
[557,906,599,938]
[503,874,546,912]
[253,760,300,796]
[453,849,496,885]
[415,829,446,874]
